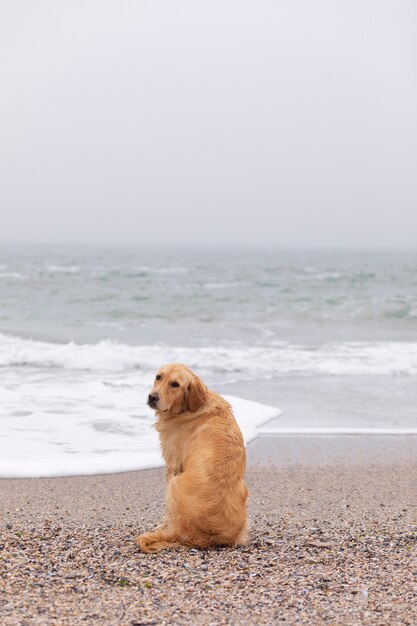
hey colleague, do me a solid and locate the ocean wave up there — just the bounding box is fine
[298,271,344,281]
[135,266,189,275]
[46,264,80,274]
[0,272,27,280]
[0,333,416,376]
[297,270,377,283]
[204,282,244,289]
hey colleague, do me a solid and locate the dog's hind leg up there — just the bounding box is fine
[135,530,180,554]
[234,517,249,546]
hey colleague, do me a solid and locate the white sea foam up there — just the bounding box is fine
[0,272,27,280]
[46,264,80,274]
[135,266,189,275]
[259,427,417,436]
[1,333,416,477]
[154,266,189,275]
[0,366,279,478]
[0,333,416,376]
[204,282,243,289]
[298,271,344,281]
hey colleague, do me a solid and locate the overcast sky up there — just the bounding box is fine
[1,0,416,248]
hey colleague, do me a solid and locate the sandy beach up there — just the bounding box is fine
[1,436,416,625]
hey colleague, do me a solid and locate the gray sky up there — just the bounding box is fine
[1,0,416,248]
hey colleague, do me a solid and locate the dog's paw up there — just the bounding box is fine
[135,533,158,554]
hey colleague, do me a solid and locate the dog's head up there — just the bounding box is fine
[147,363,209,416]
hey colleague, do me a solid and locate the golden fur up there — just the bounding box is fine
[136,363,248,553]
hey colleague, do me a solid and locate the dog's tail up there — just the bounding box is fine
[136,532,180,554]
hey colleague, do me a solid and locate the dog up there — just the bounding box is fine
[136,363,248,553]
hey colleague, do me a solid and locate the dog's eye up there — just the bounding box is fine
[170,381,180,388]
[155,374,161,381]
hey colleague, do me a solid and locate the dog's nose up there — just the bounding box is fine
[148,392,159,407]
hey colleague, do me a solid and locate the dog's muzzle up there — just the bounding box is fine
[147,392,159,409]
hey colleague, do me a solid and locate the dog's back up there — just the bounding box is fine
[162,392,248,547]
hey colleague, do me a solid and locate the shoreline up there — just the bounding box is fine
[1,430,417,482]
[1,436,416,624]
[2,434,417,517]
[3,371,416,479]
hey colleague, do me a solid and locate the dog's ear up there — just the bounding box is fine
[187,376,208,412]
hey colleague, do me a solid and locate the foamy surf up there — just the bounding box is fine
[1,333,417,376]
[0,334,280,477]
[1,332,416,477]
[0,387,279,478]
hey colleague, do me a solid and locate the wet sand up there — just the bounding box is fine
[1,436,416,625]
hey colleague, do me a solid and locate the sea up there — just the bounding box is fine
[1,244,416,477]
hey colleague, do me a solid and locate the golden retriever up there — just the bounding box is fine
[136,363,248,553]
